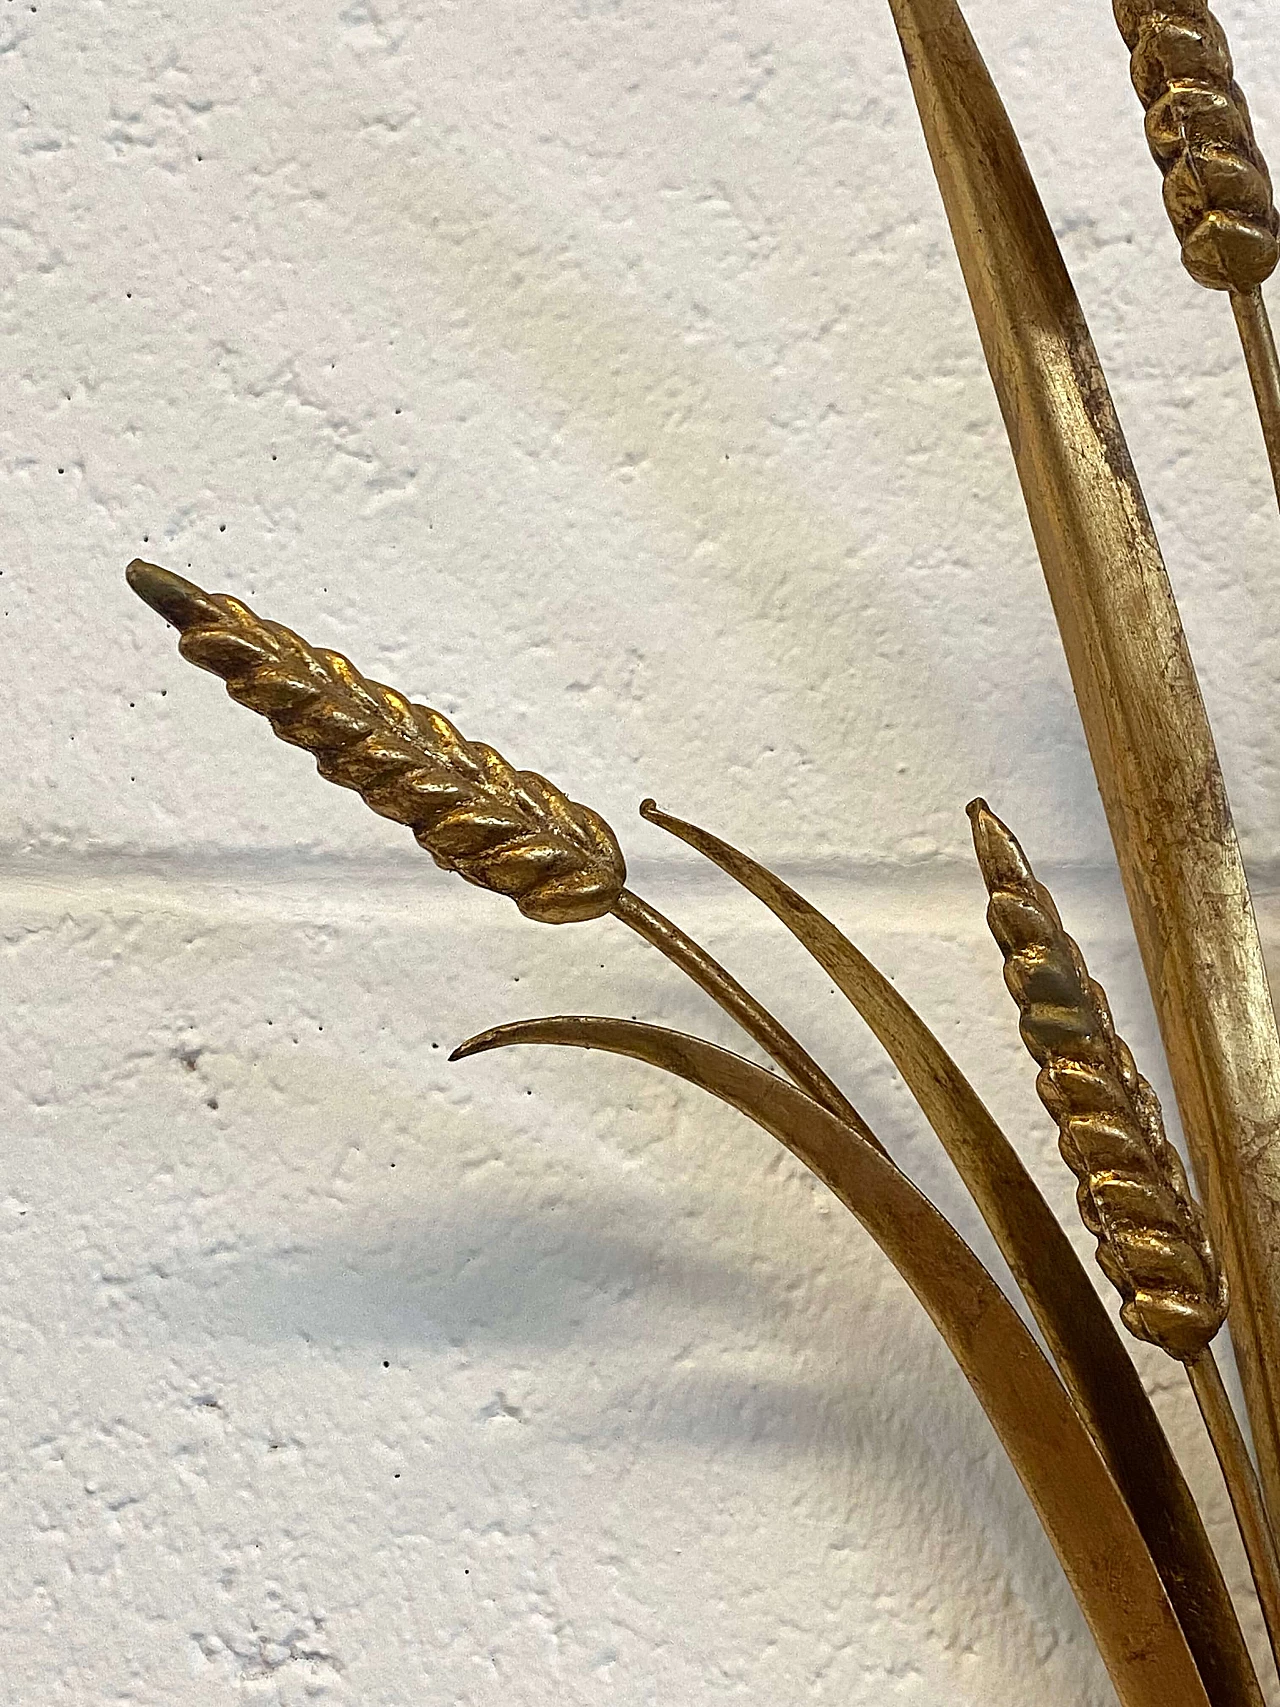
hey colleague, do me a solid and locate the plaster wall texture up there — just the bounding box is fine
[5,2,1280,1703]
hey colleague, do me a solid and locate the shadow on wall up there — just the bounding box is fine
[102,1053,1109,1699]
[104,1117,1030,1475]
[109,1029,1071,1458]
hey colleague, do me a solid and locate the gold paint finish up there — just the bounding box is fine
[453,1017,1214,1707]
[888,0,1280,1530]
[970,800,1226,1361]
[1231,287,1280,510]
[126,560,871,1140]
[1111,3,1280,514]
[611,886,876,1145]
[123,7,1280,1695]
[1113,0,1278,292]
[1189,1350,1280,1684]
[638,798,1261,1706]
[125,560,625,925]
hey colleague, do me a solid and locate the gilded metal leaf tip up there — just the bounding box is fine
[968,798,1227,1361]
[124,560,626,924]
[1114,0,1279,291]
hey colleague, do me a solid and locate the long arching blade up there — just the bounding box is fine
[636,800,1259,1706]
[886,0,1280,1540]
[453,1017,1213,1707]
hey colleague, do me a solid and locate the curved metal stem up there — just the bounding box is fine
[610,887,880,1151]
[1231,288,1280,516]
[1189,1349,1280,1681]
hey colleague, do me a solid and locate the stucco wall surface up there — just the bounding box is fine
[5,2,1280,1703]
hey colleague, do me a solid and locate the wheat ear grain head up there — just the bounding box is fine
[967,797,1227,1360]
[1114,0,1279,290]
[125,561,626,925]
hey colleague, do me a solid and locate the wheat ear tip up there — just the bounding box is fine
[126,560,627,925]
[126,559,226,630]
[967,797,1036,892]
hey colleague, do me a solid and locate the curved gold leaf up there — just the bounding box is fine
[886,0,1280,1535]
[453,1017,1211,1707]
[637,800,1260,1707]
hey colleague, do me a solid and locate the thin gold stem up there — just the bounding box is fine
[610,887,881,1151]
[1189,1349,1280,1679]
[1230,288,1280,515]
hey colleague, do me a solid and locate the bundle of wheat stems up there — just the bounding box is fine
[127,2,1280,1703]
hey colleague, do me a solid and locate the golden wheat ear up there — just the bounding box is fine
[125,561,872,1127]
[968,798,1227,1361]
[125,561,627,924]
[1114,1,1279,291]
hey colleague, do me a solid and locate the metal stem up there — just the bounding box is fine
[1189,1348,1280,1680]
[1230,288,1280,514]
[610,887,881,1151]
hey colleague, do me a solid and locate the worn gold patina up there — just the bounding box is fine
[889,0,1280,1556]
[1114,0,1278,291]
[971,800,1280,1667]
[128,564,1266,1707]
[124,561,627,925]
[636,799,1259,1706]
[969,800,1226,1362]
[125,561,873,1142]
[1111,0,1280,507]
[455,1020,1216,1707]
[125,3,1280,1703]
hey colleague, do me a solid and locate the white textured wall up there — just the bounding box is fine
[5,2,1280,1702]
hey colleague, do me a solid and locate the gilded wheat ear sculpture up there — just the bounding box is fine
[117,3,1280,1695]
[967,798,1225,1360]
[1114,0,1278,291]
[890,0,1280,1543]
[1112,0,1280,507]
[126,559,878,1137]
[125,560,626,925]
[970,798,1280,1669]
